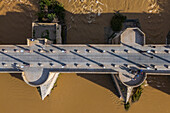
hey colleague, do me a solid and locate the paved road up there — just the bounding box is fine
[0,44,169,73]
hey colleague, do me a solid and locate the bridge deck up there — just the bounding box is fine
[0,44,169,72]
[0,44,169,87]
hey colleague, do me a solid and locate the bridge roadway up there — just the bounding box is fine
[0,44,169,73]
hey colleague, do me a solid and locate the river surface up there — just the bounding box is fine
[0,73,169,113]
[0,0,170,113]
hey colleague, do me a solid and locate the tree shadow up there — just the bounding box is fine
[0,1,169,44]
[77,73,119,97]
[147,75,170,95]
[65,11,170,44]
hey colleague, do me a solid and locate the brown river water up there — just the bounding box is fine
[0,0,170,113]
[0,73,169,113]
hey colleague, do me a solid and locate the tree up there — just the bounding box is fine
[37,12,45,22]
[47,13,56,22]
[111,13,126,32]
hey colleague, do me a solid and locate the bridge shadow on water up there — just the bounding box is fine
[0,0,169,97]
[0,1,169,45]
[77,73,119,97]
[10,73,23,81]
[0,0,38,45]
[147,75,170,95]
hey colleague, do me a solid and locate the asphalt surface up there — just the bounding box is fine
[0,44,169,73]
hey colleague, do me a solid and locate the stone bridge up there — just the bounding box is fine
[0,28,169,101]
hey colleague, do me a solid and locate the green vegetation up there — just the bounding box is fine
[108,12,126,42]
[111,12,126,32]
[37,12,45,22]
[124,102,130,111]
[37,0,66,44]
[47,13,56,22]
[132,86,143,102]
[123,85,144,111]
[38,0,65,23]
[41,29,50,40]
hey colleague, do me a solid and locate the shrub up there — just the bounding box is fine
[39,1,45,10]
[132,86,143,102]
[50,1,65,22]
[124,102,130,111]
[39,0,51,6]
[44,0,51,6]
[37,12,45,22]
[47,13,56,22]
[111,13,126,32]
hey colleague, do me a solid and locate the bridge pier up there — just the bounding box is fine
[40,73,60,100]
[0,27,169,101]
[111,74,125,100]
